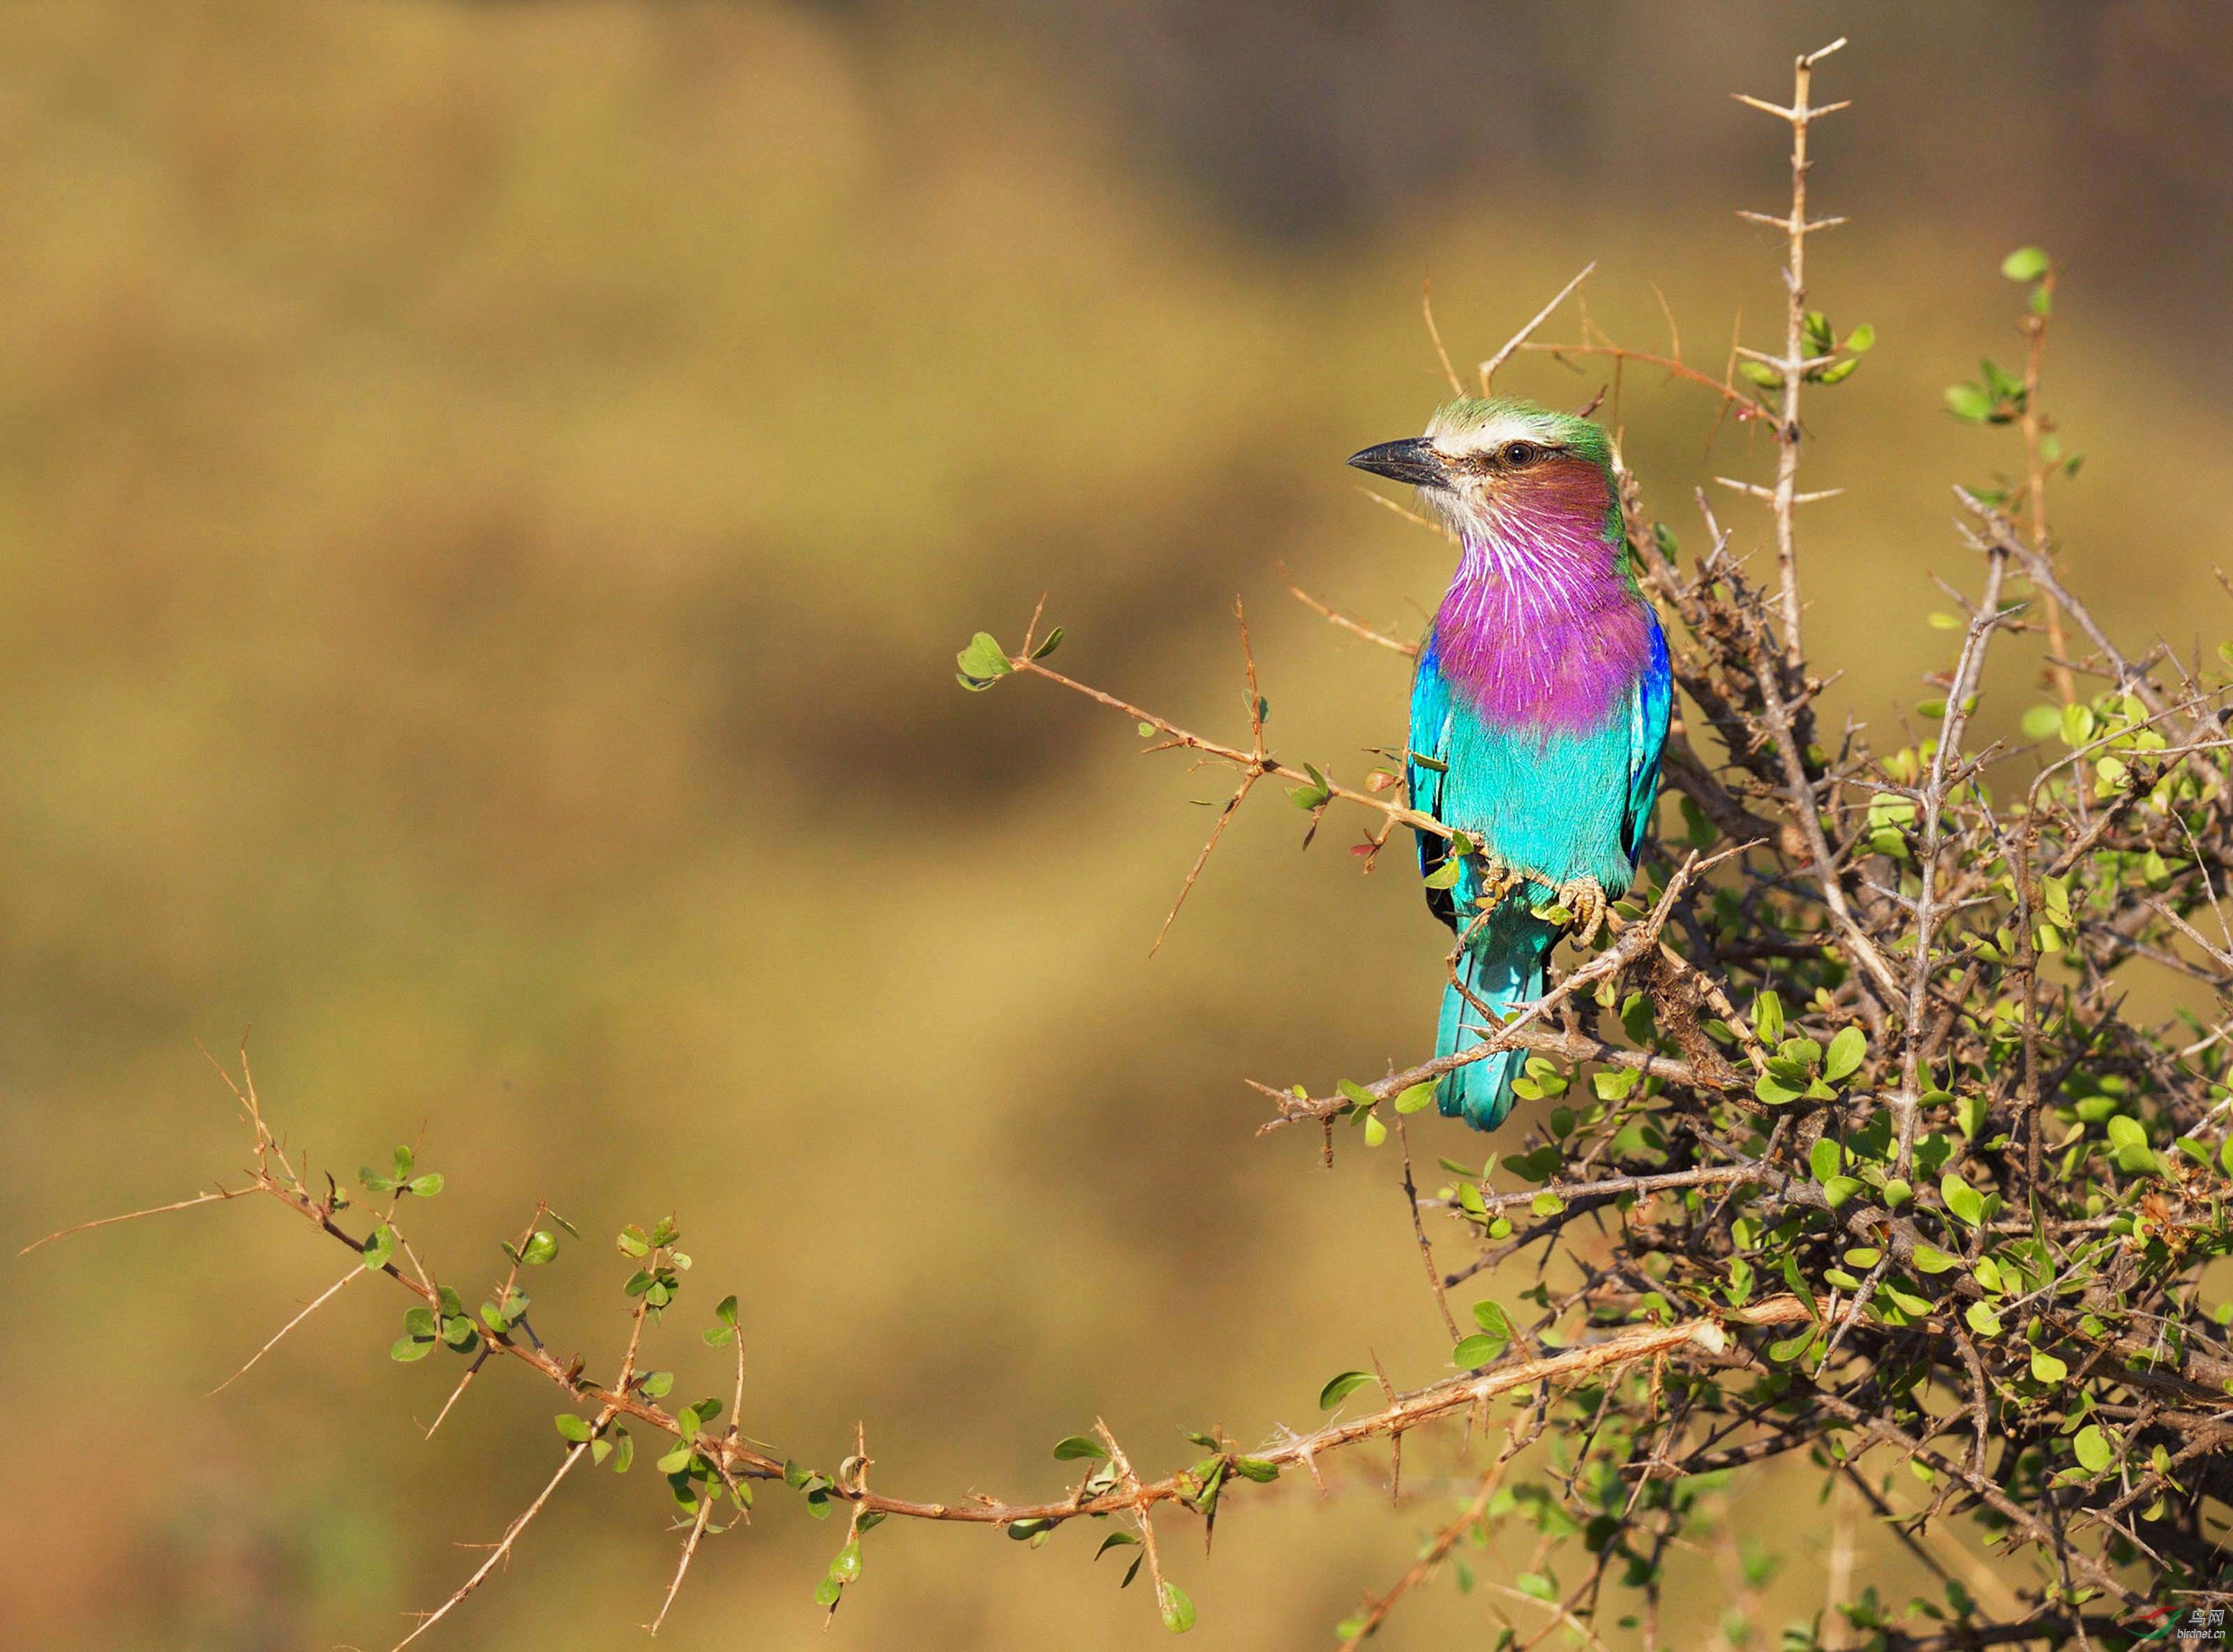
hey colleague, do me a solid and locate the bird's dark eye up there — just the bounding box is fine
[1500,442,1540,467]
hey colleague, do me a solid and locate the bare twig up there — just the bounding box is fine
[1733,38,1848,668]
[1479,262,1597,393]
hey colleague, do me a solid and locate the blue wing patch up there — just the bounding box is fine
[1622,613,1673,864]
[1408,642,1458,931]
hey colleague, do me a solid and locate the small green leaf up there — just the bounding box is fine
[611,1428,634,1473]
[1029,627,1065,661]
[1318,1370,1375,1411]
[407,1173,445,1198]
[1394,1081,1437,1115]
[1911,1245,1959,1275]
[1232,1457,1278,1483]
[1881,1282,1933,1317]
[1592,1065,1641,1101]
[2030,1349,2068,1383]
[1882,1178,1913,1210]
[519,1229,559,1266]
[1809,1138,1842,1183]
[1941,1172,1985,1227]
[1190,1457,1227,1519]
[1957,1092,1989,1140]
[1052,1436,1107,1462]
[1843,323,1876,354]
[1765,1328,1816,1363]
[2073,1424,2112,1474]
[831,1541,862,1584]
[657,1444,695,1475]
[390,1334,435,1362]
[1158,1579,1196,1634]
[1096,1531,1141,1559]
[1754,1072,1803,1106]
[1821,1176,1864,1209]
[1966,1302,2003,1338]
[1823,1026,1867,1082]
[955,632,1013,687]
[638,1370,674,1398]
[362,1226,395,1271]
[2001,246,2050,282]
[1944,384,1992,422]
[555,1413,592,1443]
[1452,1333,1500,1367]
[1363,1112,1388,1148]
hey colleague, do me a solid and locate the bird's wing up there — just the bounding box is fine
[1621,613,1675,864]
[1408,647,1459,931]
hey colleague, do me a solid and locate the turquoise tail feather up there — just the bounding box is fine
[1435,930,1552,1132]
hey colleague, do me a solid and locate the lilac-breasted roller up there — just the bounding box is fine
[1349,398,1671,1130]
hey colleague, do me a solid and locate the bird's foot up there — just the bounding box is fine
[1471,853,1523,911]
[1554,877,1608,947]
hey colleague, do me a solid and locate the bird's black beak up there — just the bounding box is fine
[1345,437,1449,488]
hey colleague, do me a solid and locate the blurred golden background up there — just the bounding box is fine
[6,3,2231,1647]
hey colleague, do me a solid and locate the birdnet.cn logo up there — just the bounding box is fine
[2133,1602,2230,1645]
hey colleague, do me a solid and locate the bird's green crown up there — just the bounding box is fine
[1422,397,1615,471]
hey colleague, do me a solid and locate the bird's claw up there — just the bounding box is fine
[1471,853,1522,910]
[1555,877,1608,946]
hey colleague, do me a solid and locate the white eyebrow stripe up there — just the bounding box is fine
[1426,408,1560,456]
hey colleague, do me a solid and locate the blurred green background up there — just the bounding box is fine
[6,3,2231,1647]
